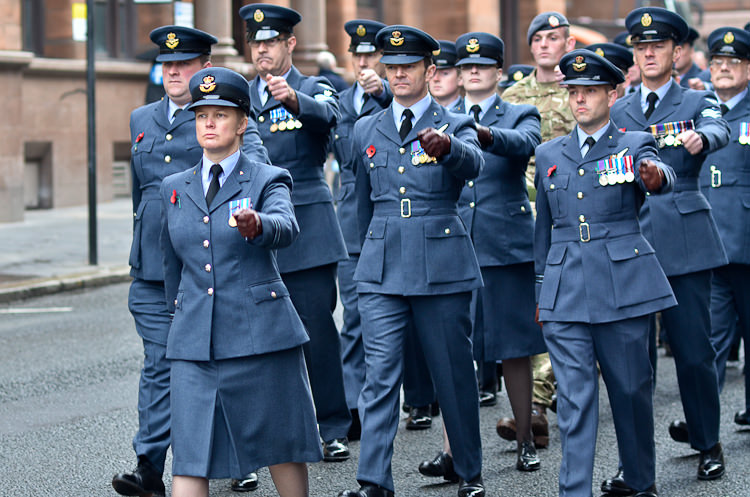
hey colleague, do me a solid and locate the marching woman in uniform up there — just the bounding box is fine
[159,66,322,497]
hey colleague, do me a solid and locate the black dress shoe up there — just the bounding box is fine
[230,472,259,492]
[633,485,658,497]
[418,451,459,482]
[600,468,635,496]
[668,420,689,444]
[516,441,540,471]
[337,483,395,497]
[698,442,725,480]
[457,475,485,497]
[431,401,441,416]
[734,409,750,426]
[478,390,497,406]
[406,405,432,430]
[323,438,350,462]
[112,456,165,497]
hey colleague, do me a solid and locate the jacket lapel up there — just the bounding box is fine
[184,164,208,215]
[648,81,681,125]
[376,106,404,146]
[561,130,581,163]
[481,95,504,126]
[151,98,171,131]
[584,123,620,162]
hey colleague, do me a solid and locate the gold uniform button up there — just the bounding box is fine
[166,134,173,141]
[444,228,451,235]
[550,184,556,190]
[469,202,475,208]
[334,134,339,140]
[271,291,278,298]
[521,205,526,212]
[399,186,406,194]
[133,212,137,218]
[634,248,639,255]
[369,230,373,236]
[369,162,375,169]
[259,116,265,123]
[207,288,214,296]
[578,168,585,176]
[164,155,172,163]
[577,192,584,199]
[579,215,586,222]
[203,240,210,248]
[398,166,405,174]
[399,147,406,154]
[174,299,178,306]
[203,216,210,224]
[204,264,211,272]
[468,180,474,187]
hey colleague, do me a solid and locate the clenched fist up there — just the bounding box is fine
[234,208,263,240]
[417,127,451,159]
[638,159,665,192]
[476,125,493,148]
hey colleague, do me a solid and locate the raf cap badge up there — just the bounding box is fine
[724,31,735,44]
[513,70,524,81]
[356,24,366,37]
[199,75,216,93]
[253,9,264,22]
[572,55,587,72]
[549,15,560,27]
[466,38,480,53]
[165,32,179,49]
[390,30,404,46]
[595,47,605,57]
[641,13,653,27]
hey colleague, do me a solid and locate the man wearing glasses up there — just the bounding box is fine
[701,26,750,435]
[231,3,351,490]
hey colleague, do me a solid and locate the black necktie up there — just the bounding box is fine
[262,86,270,105]
[644,92,658,119]
[205,164,223,207]
[583,136,596,157]
[399,109,413,141]
[171,108,182,122]
[720,104,729,116]
[470,104,482,123]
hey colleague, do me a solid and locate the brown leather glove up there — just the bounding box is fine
[638,159,665,192]
[476,125,493,148]
[234,208,263,240]
[417,127,451,159]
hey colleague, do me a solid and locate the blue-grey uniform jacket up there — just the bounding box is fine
[534,124,677,323]
[700,90,750,264]
[249,66,347,273]
[332,81,393,255]
[611,83,729,276]
[129,97,269,282]
[160,154,307,361]
[352,99,485,295]
[455,95,541,266]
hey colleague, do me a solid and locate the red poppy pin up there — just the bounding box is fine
[619,127,627,132]
[366,145,376,158]
[547,165,557,177]
[136,132,144,143]
[170,189,180,208]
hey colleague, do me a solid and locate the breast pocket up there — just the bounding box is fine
[364,151,389,198]
[592,179,624,215]
[543,174,570,218]
[424,218,476,283]
[131,136,155,179]
[538,244,566,310]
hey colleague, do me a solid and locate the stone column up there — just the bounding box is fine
[291,0,326,74]
[194,0,240,64]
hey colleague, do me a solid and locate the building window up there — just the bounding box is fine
[22,0,44,55]
[95,0,136,59]
[357,0,383,21]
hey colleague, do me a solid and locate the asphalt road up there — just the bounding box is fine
[1,282,748,497]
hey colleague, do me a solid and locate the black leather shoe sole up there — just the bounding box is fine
[230,474,259,492]
[112,477,165,497]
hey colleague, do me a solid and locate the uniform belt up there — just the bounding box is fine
[139,189,162,201]
[373,199,457,218]
[551,220,640,243]
[286,167,325,182]
[674,177,699,191]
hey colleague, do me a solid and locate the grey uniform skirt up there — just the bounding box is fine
[170,345,323,479]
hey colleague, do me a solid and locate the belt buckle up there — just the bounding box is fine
[579,222,590,242]
[711,169,722,188]
[400,198,411,218]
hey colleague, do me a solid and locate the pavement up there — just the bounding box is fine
[0,198,134,303]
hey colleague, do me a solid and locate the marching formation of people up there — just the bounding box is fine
[111,3,750,497]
